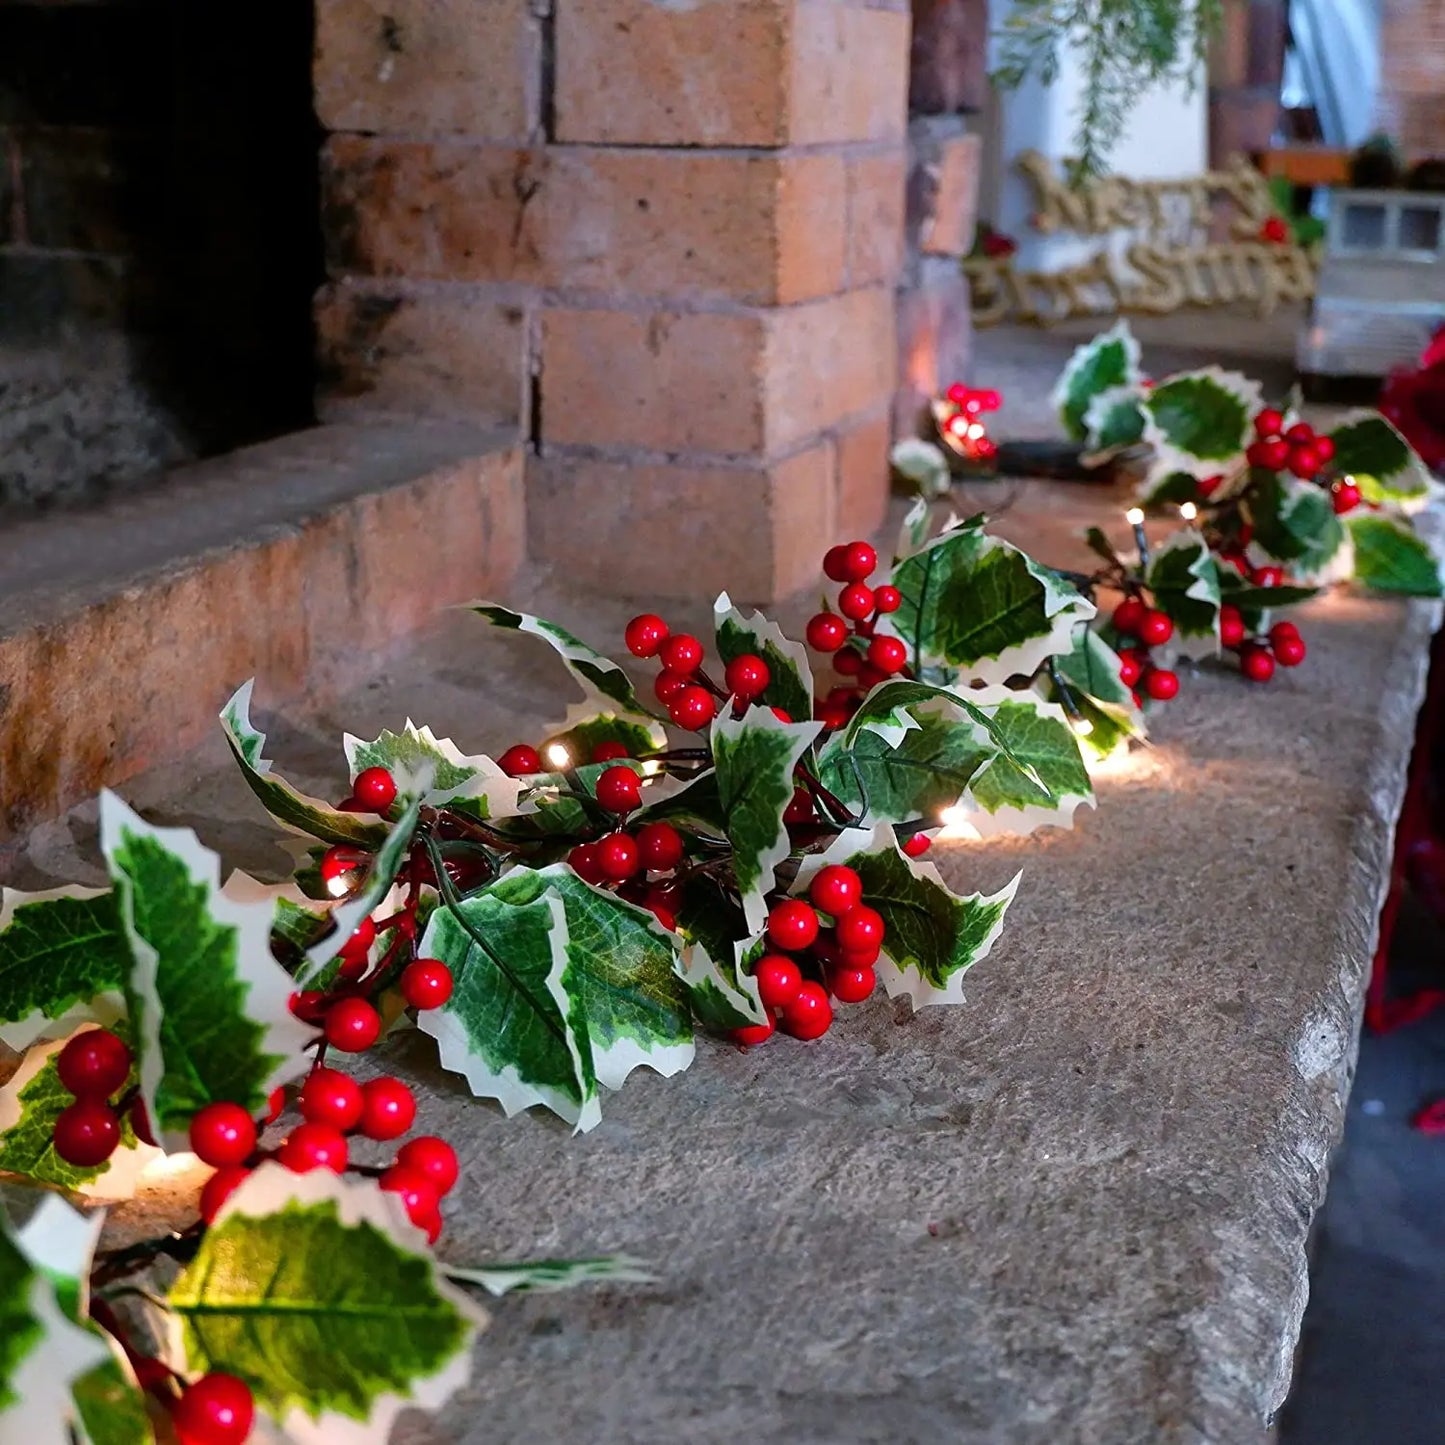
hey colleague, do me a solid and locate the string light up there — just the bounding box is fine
[1125,507,1150,566]
[1178,501,1198,521]
[544,742,572,770]
[326,870,361,899]
[1069,717,1094,738]
[937,806,982,840]
[1125,507,1145,525]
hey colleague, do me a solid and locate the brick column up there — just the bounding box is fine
[1376,0,1445,155]
[314,0,911,602]
[1207,0,1286,164]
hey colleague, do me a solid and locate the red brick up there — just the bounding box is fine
[846,151,907,286]
[894,266,971,438]
[1208,86,1280,165]
[909,0,989,114]
[314,0,541,140]
[918,133,980,256]
[834,410,891,540]
[789,5,910,145]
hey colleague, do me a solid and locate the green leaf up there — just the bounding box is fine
[221,681,387,848]
[1328,410,1433,503]
[631,769,727,836]
[1145,528,1223,646]
[711,711,821,931]
[889,439,952,498]
[494,759,644,842]
[1139,470,1207,506]
[446,1256,655,1297]
[470,603,658,722]
[541,710,665,769]
[1082,385,1147,454]
[673,876,766,1031]
[886,521,1096,683]
[713,594,815,727]
[1215,571,1319,613]
[1346,513,1445,596]
[418,886,599,1130]
[1055,622,1136,712]
[344,722,524,820]
[1051,321,1141,440]
[1140,367,1260,479]
[798,828,1018,1008]
[1248,473,1346,577]
[166,1166,484,1434]
[0,888,130,1052]
[71,1357,151,1445]
[897,495,934,557]
[99,793,313,1142]
[488,867,694,1090]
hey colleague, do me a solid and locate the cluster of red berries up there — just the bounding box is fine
[621,613,776,733]
[337,765,399,815]
[940,383,1002,462]
[566,766,687,916]
[732,866,887,1046]
[1245,409,1346,498]
[50,1026,135,1168]
[803,541,908,730]
[1258,215,1290,245]
[1219,607,1306,682]
[1110,595,1180,703]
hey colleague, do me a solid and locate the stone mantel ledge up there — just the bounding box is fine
[2,482,1438,1443]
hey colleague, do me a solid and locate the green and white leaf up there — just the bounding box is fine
[99,792,313,1146]
[1346,513,1445,597]
[489,867,694,1091]
[165,1164,485,1445]
[221,681,387,848]
[890,438,952,498]
[344,722,525,820]
[714,592,815,726]
[0,886,129,1052]
[1248,472,1347,578]
[794,827,1019,1009]
[1139,367,1260,490]
[445,1256,655,1297]
[1082,384,1147,458]
[71,1354,151,1445]
[541,704,666,768]
[1052,320,1142,441]
[1145,527,1223,650]
[711,711,822,932]
[1328,410,1436,506]
[885,522,1096,684]
[469,603,658,722]
[672,876,766,1031]
[897,495,934,557]
[1051,625,1145,758]
[419,886,599,1130]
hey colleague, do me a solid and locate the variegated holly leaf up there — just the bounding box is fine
[1346,513,1445,596]
[1328,410,1435,505]
[672,876,766,1031]
[631,768,727,836]
[1248,472,1346,577]
[165,1165,485,1443]
[221,681,387,848]
[0,887,130,1052]
[795,828,1019,1009]
[494,759,643,843]
[1055,624,1135,711]
[897,495,934,557]
[344,722,524,821]
[418,886,599,1130]
[961,687,1094,836]
[714,593,814,726]
[470,604,658,722]
[884,521,1095,684]
[1139,368,1260,488]
[1215,569,1319,630]
[0,1197,112,1444]
[1050,625,1145,758]
[1145,528,1223,648]
[70,1354,151,1445]
[1052,320,1142,441]
[445,1256,655,1297]
[99,793,313,1145]
[890,438,952,498]
[711,711,822,932]
[541,706,666,769]
[1082,385,1147,457]
[487,867,694,1091]
[0,1025,160,1198]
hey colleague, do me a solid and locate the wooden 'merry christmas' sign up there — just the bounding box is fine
[966,151,1318,327]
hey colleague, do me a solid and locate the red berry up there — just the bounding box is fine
[56,1028,131,1100]
[858,663,888,691]
[267,1117,327,1177]
[1117,648,1144,688]
[188,1103,257,1168]
[353,767,397,812]
[654,670,689,704]
[395,1135,459,1195]
[324,998,381,1053]
[591,741,630,763]
[1288,444,1322,479]
[838,584,875,621]
[817,703,852,731]
[1240,645,1276,683]
[1198,474,1223,497]
[669,685,717,732]
[595,765,643,814]
[129,1097,158,1147]
[636,821,684,872]
[1252,566,1283,588]
[840,541,877,582]
[867,635,908,676]
[380,1164,441,1232]
[568,842,607,886]
[809,864,863,918]
[753,954,803,1011]
[835,905,884,955]
[1273,634,1307,667]
[265,1086,286,1124]
[780,982,833,1040]
[731,1016,775,1047]
[833,647,863,678]
[873,585,902,613]
[724,653,770,701]
[822,545,852,582]
[767,898,820,952]
[1144,668,1180,702]
[339,914,376,963]
[497,744,542,778]
[806,612,848,652]
[902,833,932,858]
[199,1165,250,1225]
[1219,605,1246,648]
[842,937,882,968]
[659,633,703,675]
[597,831,641,881]
[1271,619,1300,640]
[1256,438,1291,471]
[946,382,970,404]
[1137,610,1173,646]
[770,707,793,723]
[289,989,326,1022]
[1112,596,1146,635]
[829,965,876,1004]
[52,1099,120,1167]
[783,788,816,825]
[299,1067,364,1132]
[401,958,454,1011]
[1254,408,1284,439]
[1332,481,1361,514]
[643,895,677,932]
[1314,434,1336,462]
[173,1373,254,1445]
[624,613,670,658]
[1285,421,1314,444]
[319,845,365,886]
[360,1076,416,1141]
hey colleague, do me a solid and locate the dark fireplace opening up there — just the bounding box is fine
[0,0,323,512]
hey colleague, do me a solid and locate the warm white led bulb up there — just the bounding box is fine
[1070,717,1094,738]
[1178,501,1198,521]
[1125,507,1145,525]
[544,742,572,769]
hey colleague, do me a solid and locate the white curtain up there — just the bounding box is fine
[1287,0,1382,148]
